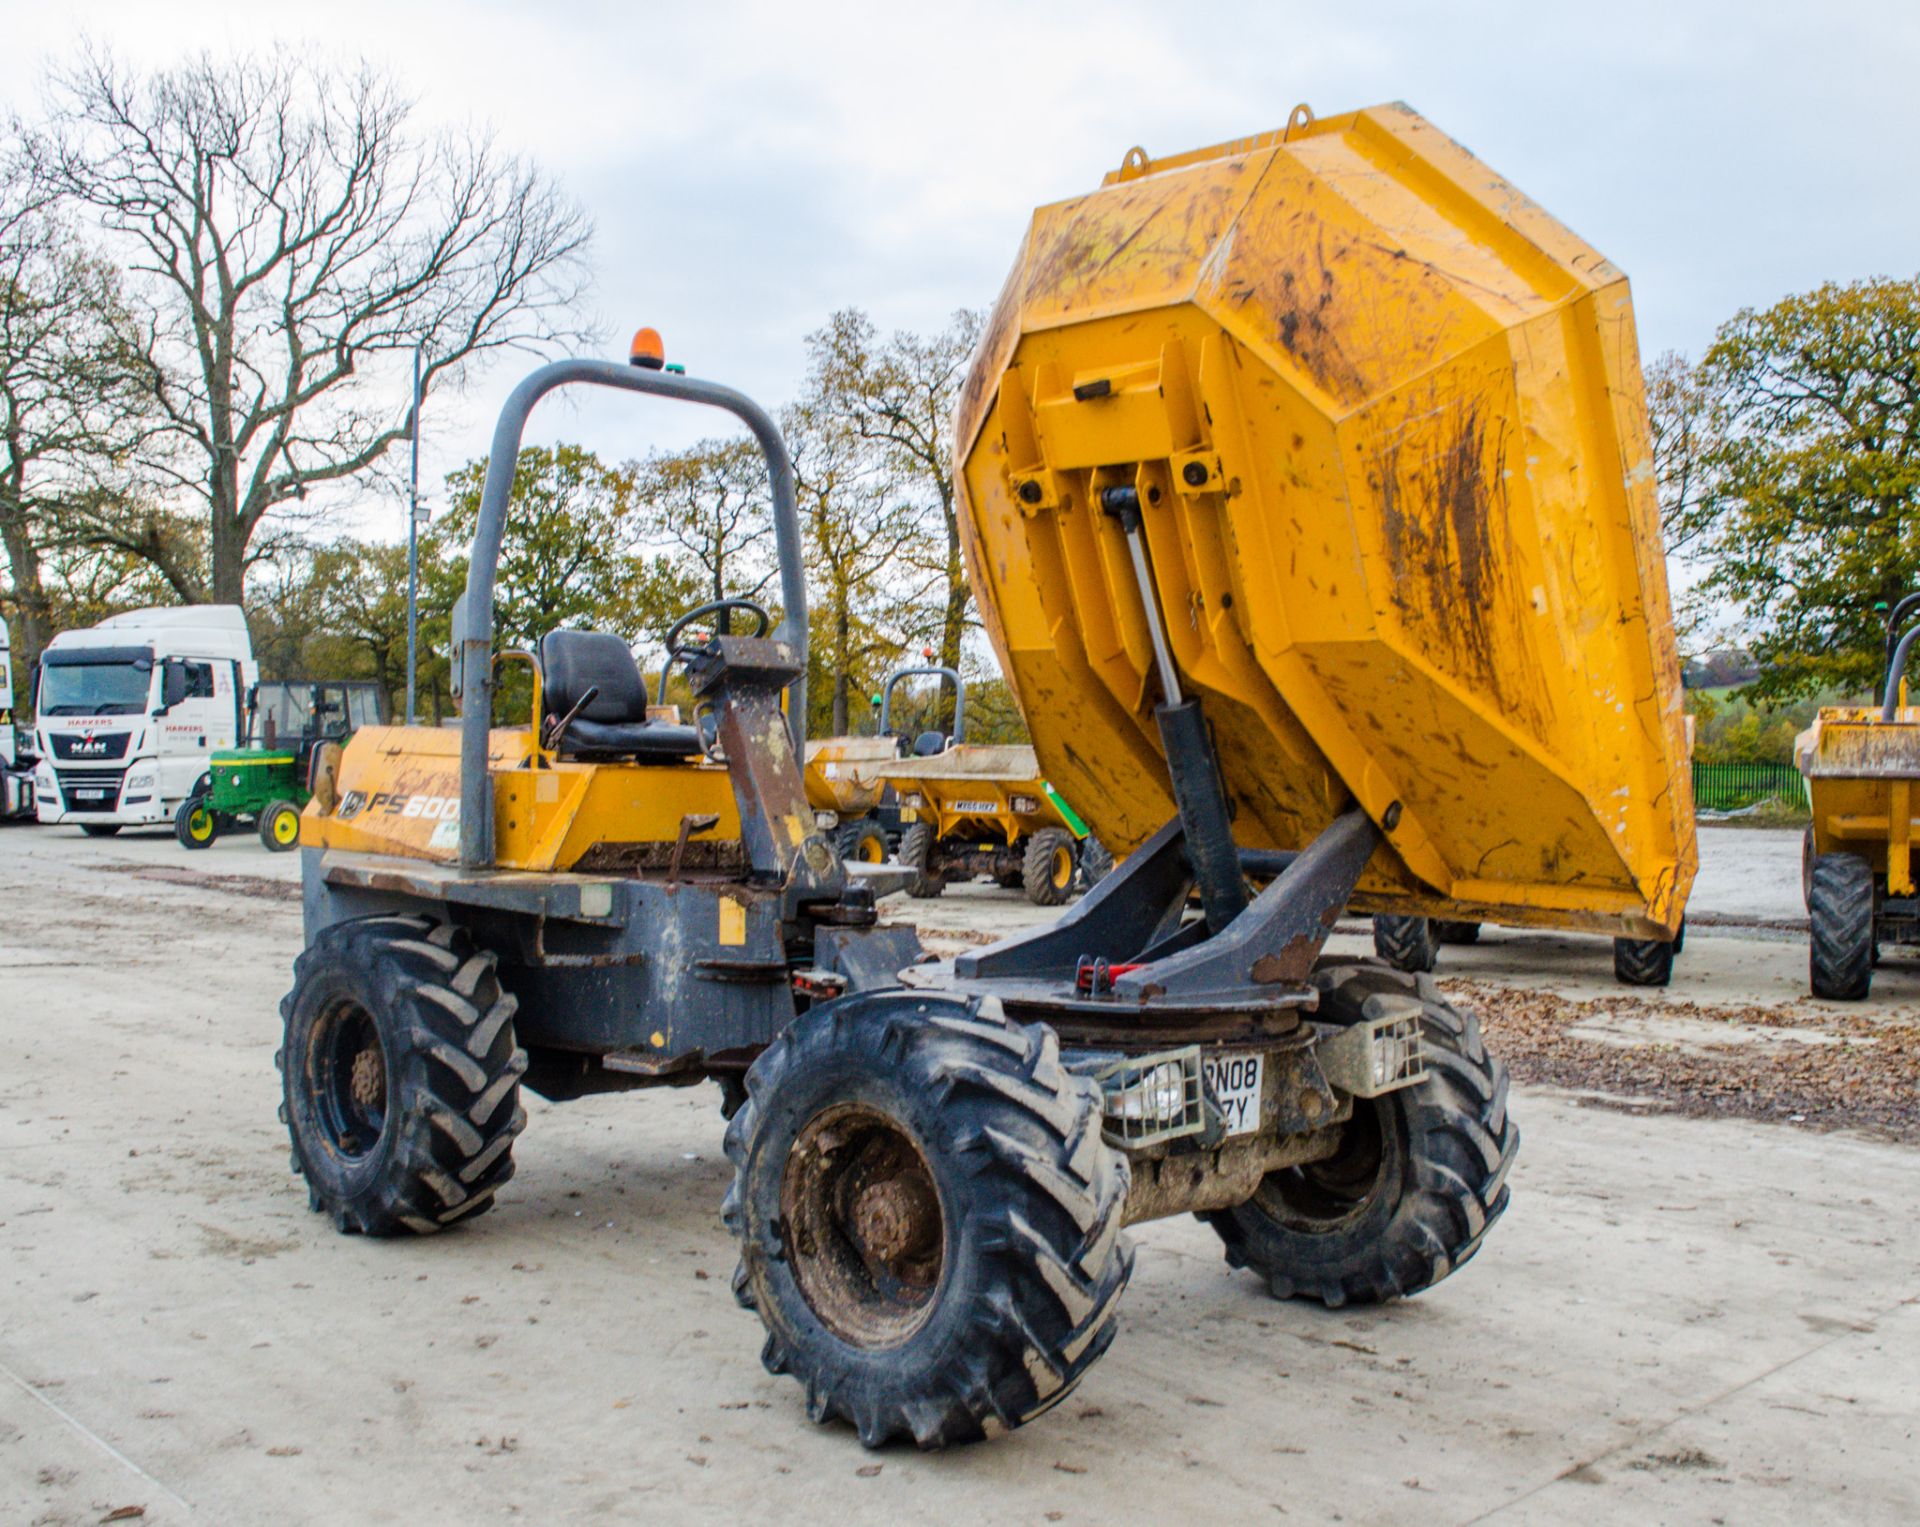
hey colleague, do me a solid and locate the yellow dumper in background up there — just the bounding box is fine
[1795,611,1920,998]
[953,101,1696,978]
[871,663,1100,904]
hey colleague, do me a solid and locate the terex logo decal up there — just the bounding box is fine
[337,789,458,823]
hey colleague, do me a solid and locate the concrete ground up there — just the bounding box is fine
[1,823,1915,1525]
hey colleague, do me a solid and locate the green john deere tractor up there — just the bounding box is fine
[176,680,385,852]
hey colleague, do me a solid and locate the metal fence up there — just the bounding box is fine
[1691,761,1808,812]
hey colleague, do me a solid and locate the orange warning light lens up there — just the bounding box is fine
[629,327,666,369]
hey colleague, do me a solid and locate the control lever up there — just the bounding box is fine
[542,684,600,753]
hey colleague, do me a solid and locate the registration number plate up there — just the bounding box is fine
[74,789,112,804]
[953,799,999,813]
[1204,1053,1264,1137]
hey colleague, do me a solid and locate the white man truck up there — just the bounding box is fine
[32,606,257,837]
[1,621,38,821]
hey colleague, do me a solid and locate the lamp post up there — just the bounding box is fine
[406,345,423,726]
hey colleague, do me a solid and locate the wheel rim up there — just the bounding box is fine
[1050,844,1073,889]
[857,833,885,863]
[781,1103,945,1347]
[273,808,299,845]
[189,808,213,841]
[1254,1101,1391,1233]
[308,998,389,1161]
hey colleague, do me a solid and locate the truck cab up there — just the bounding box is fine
[32,606,257,834]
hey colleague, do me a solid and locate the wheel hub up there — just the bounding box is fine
[781,1104,945,1347]
[350,1043,386,1110]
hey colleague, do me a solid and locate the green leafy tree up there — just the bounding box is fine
[1681,277,1920,701]
[425,444,698,714]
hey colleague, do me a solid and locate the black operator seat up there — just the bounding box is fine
[538,630,703,761]
[912,730,949,757]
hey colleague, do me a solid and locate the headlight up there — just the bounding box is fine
[902,792,924,809]
[125,765,157,791]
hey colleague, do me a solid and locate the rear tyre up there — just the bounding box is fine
[724,992,1131,1449]
[1372,915,1437,974]
[1800,828,1815,910]
[175,796,218,849]
[1077,838,1115,891]
[1022,827,1076,907]
[1613,924,1680,987]
[259,798,303,852]
[1808,854,1874,1001]
[899,822,945,899]
[79,823,121,838]
[835,818,889,866]
[279,915,527,1235]
[1203,960,1517,1306]
[1433,919,1481,945]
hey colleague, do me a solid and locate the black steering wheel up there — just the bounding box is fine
[658,598,771,703]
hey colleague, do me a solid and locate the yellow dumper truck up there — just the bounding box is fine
[277,104,1688,1449]
[1795,611,1920,998]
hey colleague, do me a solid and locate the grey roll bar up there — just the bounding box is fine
[878,664,965,744]
[1884,622,1920,721]
[458,358,805,870]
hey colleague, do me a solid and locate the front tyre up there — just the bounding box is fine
[175,796,217,849]
[278,915,527,1235]
[259,798,303,852]
[724,993,1132,1448]
[1203,960,1517,1307]
[1022,827,1076,907]
[1808,854,1874,1000]
[899,821,945,899]
[835,817,890,866]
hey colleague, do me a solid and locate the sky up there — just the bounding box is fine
[3,0,1918,542]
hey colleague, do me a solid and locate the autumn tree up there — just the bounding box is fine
[787,401,927,736]
[805,307,980,728]
[1681,277,1920,701]
[632,436,776,617]
[18,46,593,604]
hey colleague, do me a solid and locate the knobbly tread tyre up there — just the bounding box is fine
[1433,919,1481,945]
[175,796,216,849]
[1022,827,1075,907]
[1613,931,1677,987]
[834,818,888,866]
[1077,837,1115,890]
[1372,914,1438,973]
[899,821,945,898]
[1808,853,1874,1000]
[1203,958,1517,1307]
[278,914,527,1235]
[723,991,1132,1449]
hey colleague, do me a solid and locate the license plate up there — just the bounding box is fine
[1204,1053,1264,1137]
[953,798,999,813]
[74,790,111,804]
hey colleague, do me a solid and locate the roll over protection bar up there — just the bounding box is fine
[456,359,804,870]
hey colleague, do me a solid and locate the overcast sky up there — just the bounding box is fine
[4,0,1917,539]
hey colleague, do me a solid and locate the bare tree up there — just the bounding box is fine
[633,437,776,614]
[0,183,159,676]
[786,401,930,735]
[19,45,594,604]
[805,307,981,724]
